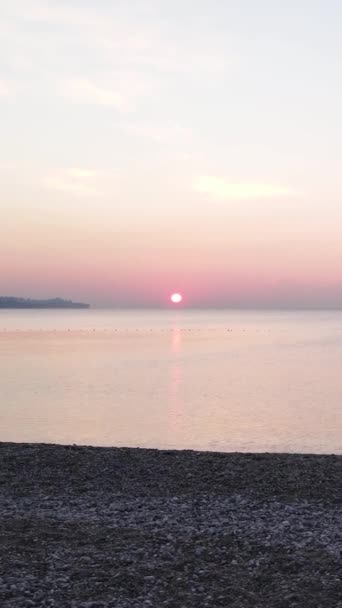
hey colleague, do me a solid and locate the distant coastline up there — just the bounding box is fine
[0,297,90,309]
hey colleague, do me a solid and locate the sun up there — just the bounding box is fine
[170,293,182,304]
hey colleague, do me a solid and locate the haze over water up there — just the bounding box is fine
[1,309,341,454]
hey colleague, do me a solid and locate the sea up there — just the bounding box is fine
[0,309,341,454]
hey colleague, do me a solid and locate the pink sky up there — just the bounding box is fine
[1,1,342,307]
[2,197,342,307]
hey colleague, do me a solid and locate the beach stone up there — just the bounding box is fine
[0,443,341,607]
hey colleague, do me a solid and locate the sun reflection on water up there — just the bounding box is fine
[167,326,184,440]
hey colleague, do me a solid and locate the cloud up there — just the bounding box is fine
[193,176,294,201]
[65,168,97,179]
[42,168,101,196]
[0,162,15,170]
[1,0,106,29]
[112,122,191,144]
[1,0,230,122]
[0,80,11,97]
[2,1,229,78]
[61,79,126,110]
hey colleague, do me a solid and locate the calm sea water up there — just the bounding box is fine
[0,309,341,453]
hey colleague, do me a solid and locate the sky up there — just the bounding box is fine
[1,0,342,308]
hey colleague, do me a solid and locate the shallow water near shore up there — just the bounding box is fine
[0,309,341,453]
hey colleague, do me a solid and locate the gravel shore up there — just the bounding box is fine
[0,443,341,607]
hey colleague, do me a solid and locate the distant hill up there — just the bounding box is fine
[0,297,90,309]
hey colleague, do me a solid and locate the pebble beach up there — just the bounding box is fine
[0,443,341,607]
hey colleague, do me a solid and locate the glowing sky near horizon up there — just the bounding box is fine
[1,0,342,307]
